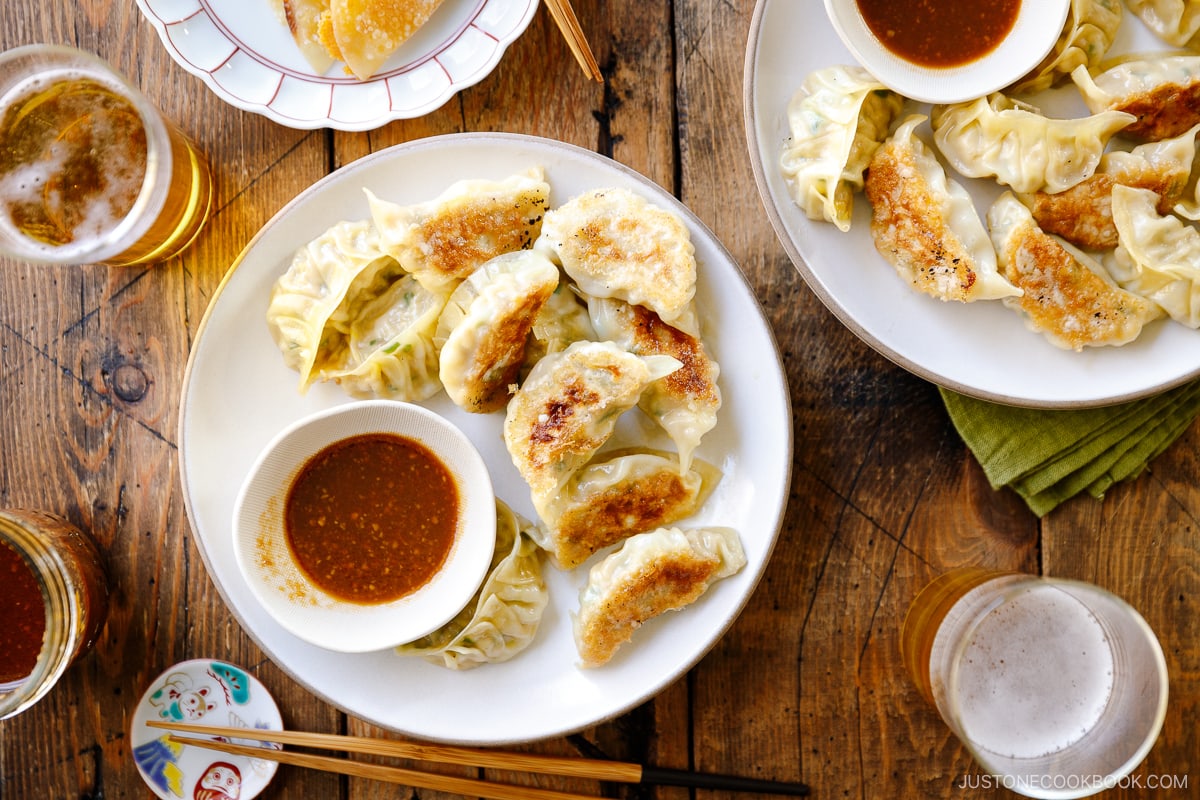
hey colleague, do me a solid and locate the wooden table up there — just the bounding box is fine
[1,1,1196,798]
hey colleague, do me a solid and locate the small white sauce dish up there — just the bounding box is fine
[824,0,1071,104]
[232,400,496,653]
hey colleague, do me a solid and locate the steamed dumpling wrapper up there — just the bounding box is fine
[864,115,1020,303]
[1071,57,1200,141]
[573,526,746,667]
[988,192,1162,351]
[503,340,682,505]
[779,65,904,233]
[1124,0,1200,49]
[266,219,403,392]
[1110,184,1200,328]
[395,500,548,669]
[435,250,560,413]
[320,273,447,399]
[367,167,551,294]
[931,93,1135,194]
[585,295,721,472]
[530,449,722,570]
[534,187,699,335]
[1008,0,1123,94]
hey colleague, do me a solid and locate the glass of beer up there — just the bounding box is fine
[902,568,1169,799]
[0,44,213,266]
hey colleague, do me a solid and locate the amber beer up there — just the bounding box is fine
[900,566,1000,703]
[902,569,1169,799]
[0,45,212,266]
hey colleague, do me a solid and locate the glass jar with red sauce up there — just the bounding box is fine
[0,508,109,719]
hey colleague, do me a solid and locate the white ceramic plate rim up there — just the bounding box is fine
[744,0,1200,409]
[232,400,498,653]
[178,132,793,744]
[823,0,1070,104]
[134,0,538,130]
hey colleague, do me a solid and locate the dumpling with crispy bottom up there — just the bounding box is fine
[535,187,698,335]
[530,449,722,570]
[988,192,1161,351]
[503,340,681,505]
[367,168,551,294]
[435,250,560,413]
[865,115,1021,303]
[586,296,721,472]
[573,526,745,667]
[1018,123,1200,251]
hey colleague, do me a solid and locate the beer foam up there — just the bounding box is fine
[952,584,1115,760]
[0,69,152,260]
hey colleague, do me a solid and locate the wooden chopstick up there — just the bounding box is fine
[542,0,603,81]
[147,721,639,781]
[147,720,809,796]
[161,734,601,800]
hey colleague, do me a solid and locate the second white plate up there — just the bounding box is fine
[745,0,1200,409]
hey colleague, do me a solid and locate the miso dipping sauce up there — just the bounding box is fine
[284,433,459,605]
[855,0,1021,68]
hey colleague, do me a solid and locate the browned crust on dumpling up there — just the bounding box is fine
[999,221,1156,351]
[549,470,699,569]
[419,190,548,284]
[457,285,555,413]
[611,301,719,408]
[865,139,980,301]
[505,346,650,498]
[1022,174,1120,251]
[575,546,720,667]
[1112,82,1200,142]
[1022,170,1184,251]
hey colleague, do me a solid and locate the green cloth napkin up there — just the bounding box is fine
[940,379,1200,517]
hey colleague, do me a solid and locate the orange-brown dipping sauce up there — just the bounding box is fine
[856,0,1021,68]
[285,433,459,605]
[0,540,46,684]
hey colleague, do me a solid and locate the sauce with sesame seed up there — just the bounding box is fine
[0,540,46,684]
[284,433,459,605]
[855,0,1021,68]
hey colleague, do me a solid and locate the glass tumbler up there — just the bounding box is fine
[901,568,1169,799]
[0,44,213,266]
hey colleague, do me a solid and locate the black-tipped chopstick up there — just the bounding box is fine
[147,721,809,796]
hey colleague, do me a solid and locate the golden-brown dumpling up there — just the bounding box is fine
[573,526,745,667]
[988,192,1161,351]
[367,168,551,294]
[865,115,1020,302]
[530,449,721,570]
[503,340,681,505]
[585,296,721,471]
[535,187,698,335]
[435,250,560,413]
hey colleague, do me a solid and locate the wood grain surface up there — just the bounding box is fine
[1,1,1197,798]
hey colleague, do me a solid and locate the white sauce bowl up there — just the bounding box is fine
[232,399,496,653]
[824,0,1071,103]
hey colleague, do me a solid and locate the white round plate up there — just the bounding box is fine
[135,0,538,130]
[745,0,1200,409]
[178,132,792,744]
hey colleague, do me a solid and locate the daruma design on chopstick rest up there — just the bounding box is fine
[131,660,283,800]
